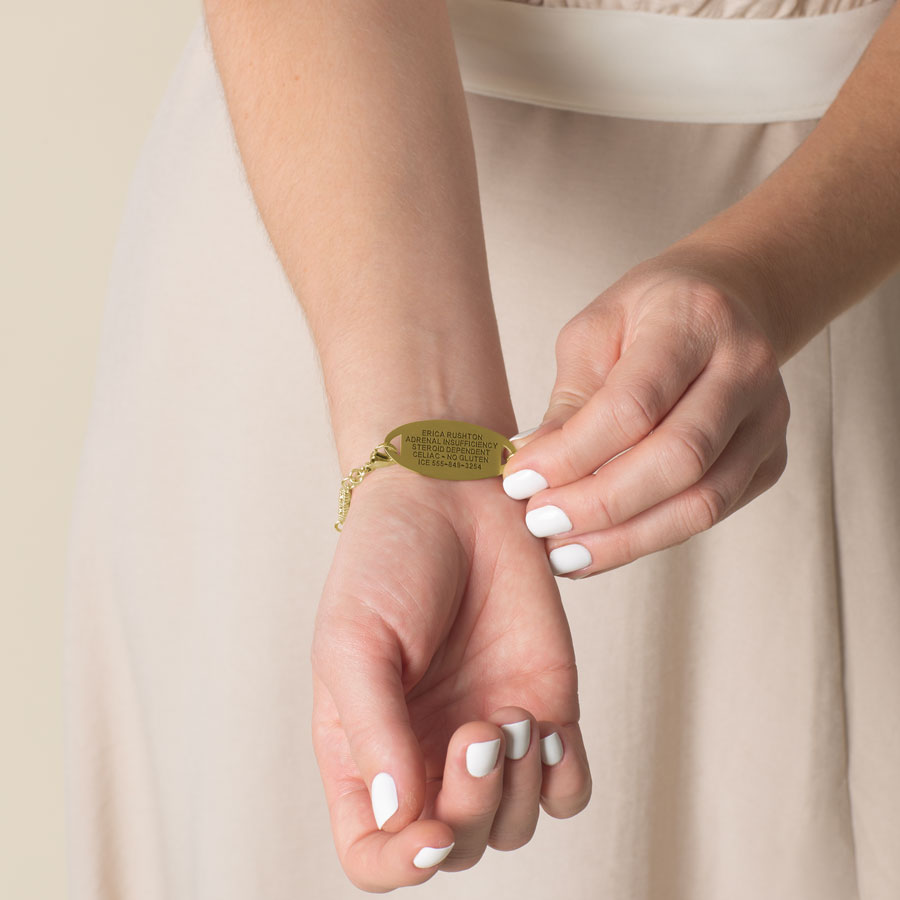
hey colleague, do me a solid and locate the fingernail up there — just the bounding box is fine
[466,738,501,777]
[540,732,564,766]
[549,544,592,575]
[502,469,548,500]
[501,719,531,760]
[413,842,455,869]
[510,425,539,442]
[525,504,573,538]
[371,772,398,829]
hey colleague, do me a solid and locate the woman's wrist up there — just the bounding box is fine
[331,395,518,476]
[322,329,518,473]
[206,0,521,471]
[648,7,900,366]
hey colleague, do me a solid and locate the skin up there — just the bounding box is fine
[204,0,586,888]
[312,466,590,890]
[504,6,900,575]
[203,0,900,890]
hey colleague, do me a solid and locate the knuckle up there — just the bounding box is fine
[771,386,791,432]
[587,486,616,528]
[605,528,640,570]
[774,440,789,477]
[555,418,591,482]
[757,338,780,379]
[555,317,578,349]
[555,315,590,358]
[664,424,717,484]
[453,804,496,833]
[735,333,780,390]
[685,482,730,534]
[310,716,331,747]
[674,279,732,336]
[552,386,590,414]
[762,442,789,488]
[607,381,661,445]
[689,280,730,315]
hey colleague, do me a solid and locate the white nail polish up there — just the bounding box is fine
[371,772,398,830]
[510,425,539,442]
[413,843,455,869]
[540,732,564,766]
[525,504,573,538]
[501,719,531,760]
[466,738,501,777]
[502,469,549,500]
[549,544,592,575]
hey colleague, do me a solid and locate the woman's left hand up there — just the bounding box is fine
[500,245,791,578]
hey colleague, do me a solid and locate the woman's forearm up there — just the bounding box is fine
[664,4,900,365]
[203,0,516,470]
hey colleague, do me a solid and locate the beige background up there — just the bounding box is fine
[1,3,200,896]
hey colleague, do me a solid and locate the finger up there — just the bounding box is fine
[431,721,505,871]
[502,313,715,499]
[507,416,566,452]
[536,721,593,819]
[311,611,426,833]
[331,786,456,891]
[544,420,789,576]
[486,707,543,851]
[523,364,777,539]
[540,300,625,428]
[312,681,456,891]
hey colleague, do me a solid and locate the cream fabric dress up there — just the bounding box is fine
[64,1,900,897]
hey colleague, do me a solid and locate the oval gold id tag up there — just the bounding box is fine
[382,419,516,480]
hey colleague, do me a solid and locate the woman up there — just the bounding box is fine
[64,0,900,896]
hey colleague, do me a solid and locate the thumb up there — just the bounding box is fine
[313,614,426,834]
[512,311,621,450]
[510,377,592,452]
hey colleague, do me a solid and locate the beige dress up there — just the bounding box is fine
[63,0,900,897]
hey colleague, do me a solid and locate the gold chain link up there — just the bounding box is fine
[334,443,395,532]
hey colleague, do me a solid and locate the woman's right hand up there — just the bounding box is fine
[311,464,592,891]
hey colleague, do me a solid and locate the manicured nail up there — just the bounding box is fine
[466,738,501,777]
[525,504,573,538]
[549,544,592,575]
[371,772,398,829]
[540,732,564,766]
[501,719,531,760]
[510,425,539,442]
[502,469,548,500]
[413,843,455,869]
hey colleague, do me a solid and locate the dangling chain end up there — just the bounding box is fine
[333,443,396,532]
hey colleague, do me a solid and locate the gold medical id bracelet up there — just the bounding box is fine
[334,419,517,531]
